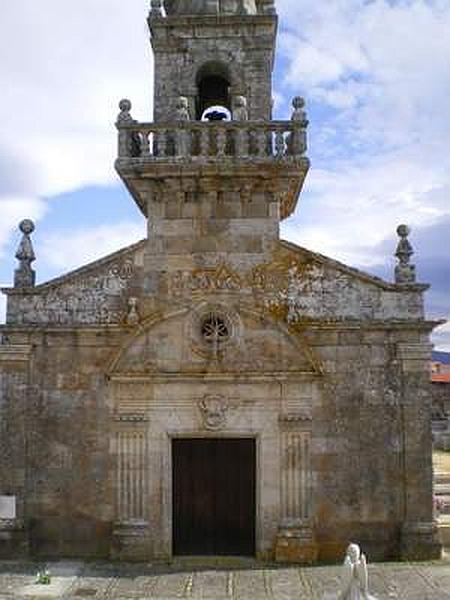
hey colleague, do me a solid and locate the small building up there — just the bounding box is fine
[431,351,450,384]
[431,351,450,449]
[0,0,441,563]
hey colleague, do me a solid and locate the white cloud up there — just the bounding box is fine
[39,221,146,275]
[277,0,450,341]
[433,323,450,353]
[0,0,152,258]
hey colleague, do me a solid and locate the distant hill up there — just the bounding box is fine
[432,351,450,365]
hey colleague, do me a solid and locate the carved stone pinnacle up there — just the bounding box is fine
[14,219,36,288]
[117,99,133,124]
[395,223,416,284]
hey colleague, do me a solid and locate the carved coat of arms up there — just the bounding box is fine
[198,395,229,430]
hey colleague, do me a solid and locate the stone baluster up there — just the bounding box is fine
[140,131,150,156]
[275,128,285,157]
[236,126,249,158]
[200,128,210,157]
[157,129,167,157]
[216,127,226,157]
[14,220,36,288]
[395,224,416,283]
[256,128,267,157]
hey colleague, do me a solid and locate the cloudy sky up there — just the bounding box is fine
[0,0,449,349]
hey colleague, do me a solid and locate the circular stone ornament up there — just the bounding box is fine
[19,219,35,235]
[201,313,230,344]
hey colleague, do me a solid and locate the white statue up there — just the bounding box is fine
[174,96,190,121]
[232,95,248,121]
[338,543,377,600]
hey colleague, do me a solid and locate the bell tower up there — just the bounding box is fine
[150,0,277,122]
[115,0,309,301]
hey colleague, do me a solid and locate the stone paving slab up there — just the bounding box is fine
[1,559,450,599]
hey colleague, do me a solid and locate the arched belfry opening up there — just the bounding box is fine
[196,62,232,120]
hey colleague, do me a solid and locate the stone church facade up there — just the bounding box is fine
[0,0,441,562]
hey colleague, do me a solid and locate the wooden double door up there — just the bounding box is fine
[172,438,256,556]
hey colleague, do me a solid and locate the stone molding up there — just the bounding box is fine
[0,345,32,362]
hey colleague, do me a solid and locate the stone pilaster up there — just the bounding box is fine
[397,342,441,559]
[0,344,32,557]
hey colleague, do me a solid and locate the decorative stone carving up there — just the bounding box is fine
[14,220,36,288]
[198,394,229,430]
[171,264,242,295]
[126,297,140,326]
[339,543,378,600]
[395,224,416,284]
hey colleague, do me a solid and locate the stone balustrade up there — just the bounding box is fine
[116,119,307,163]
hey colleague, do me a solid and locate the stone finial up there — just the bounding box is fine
[232,96,248,121]
[291,97,308,127]
[117,99,134,124]
[395,224,416,284]
[14,219,36,288]
[174,96,190,121]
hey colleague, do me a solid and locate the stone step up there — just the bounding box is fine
[438,516,450,547]
[434,472,450,485]
[434,484,450,495]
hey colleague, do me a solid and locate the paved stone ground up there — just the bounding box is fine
[1,556,450,599]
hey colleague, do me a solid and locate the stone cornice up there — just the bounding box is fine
[109,372,320,384]
[0,319,444,335]
[0,345,32,362]
[1,239,145,296]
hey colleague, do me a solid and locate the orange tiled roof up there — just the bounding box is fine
[432,373,450,383]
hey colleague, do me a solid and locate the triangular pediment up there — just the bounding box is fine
[109,303,322,377]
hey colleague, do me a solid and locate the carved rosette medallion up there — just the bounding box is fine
[189,302,241,360]
[198,395,229,431]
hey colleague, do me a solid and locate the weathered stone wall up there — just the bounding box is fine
[0,328,127,558]
[4,242,145,327]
